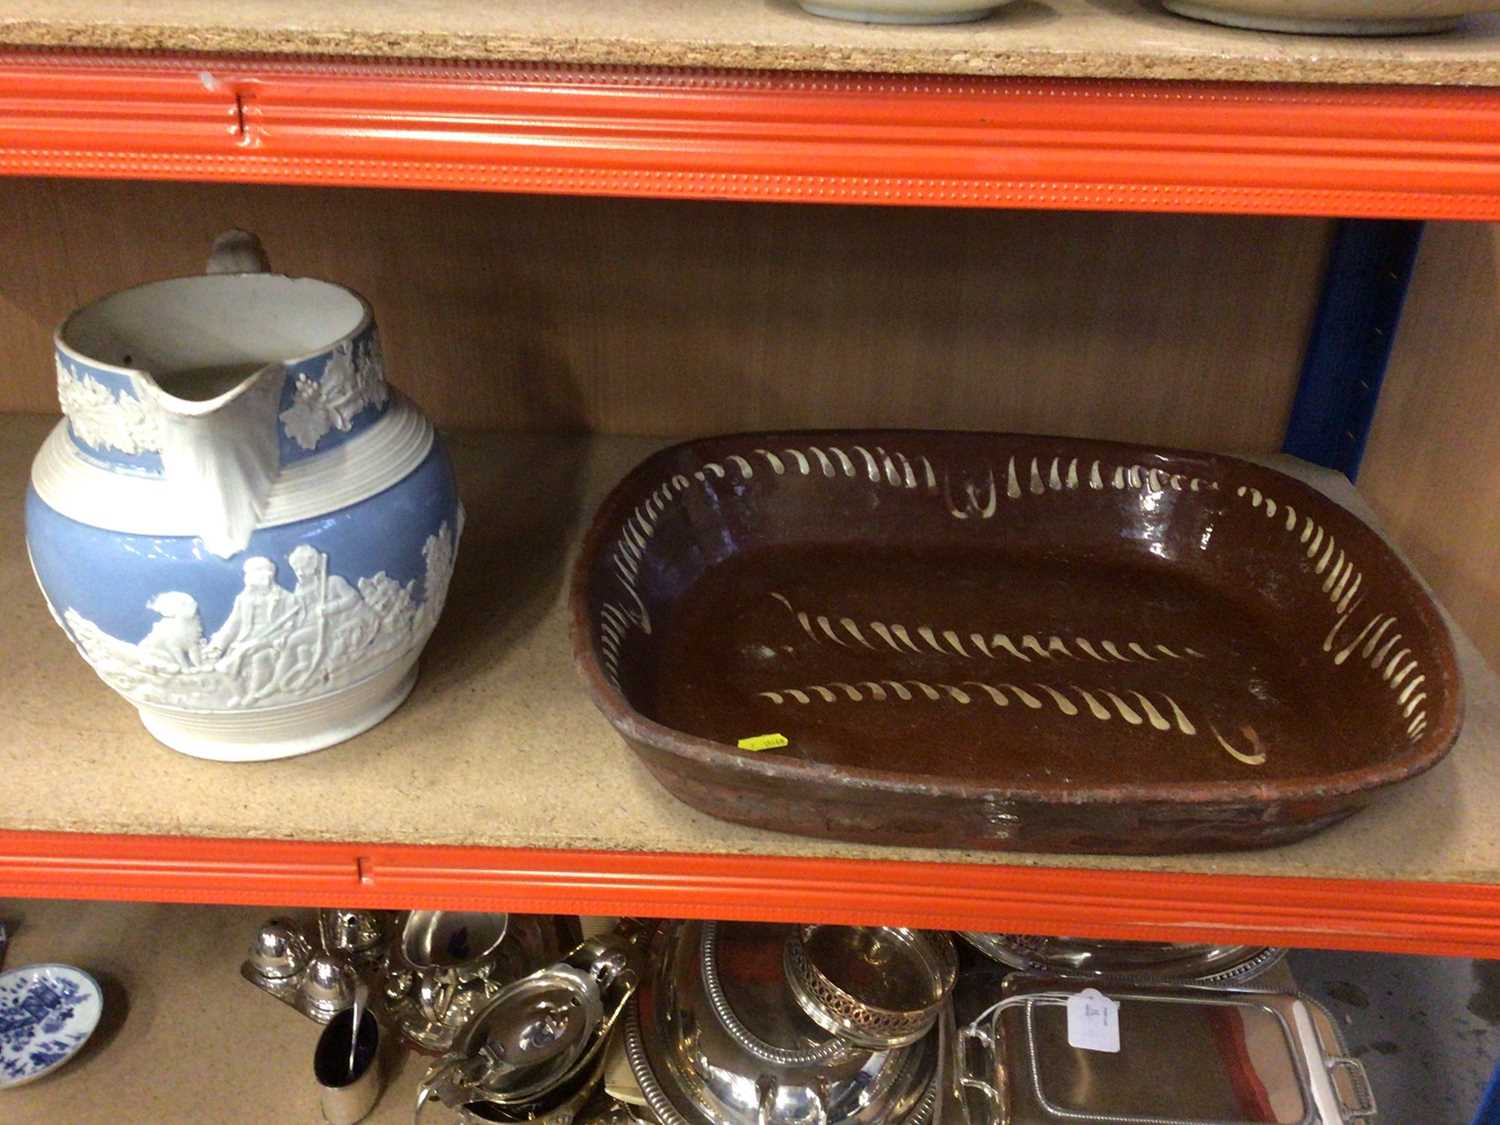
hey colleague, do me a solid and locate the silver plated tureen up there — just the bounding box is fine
[625,921,946,1125]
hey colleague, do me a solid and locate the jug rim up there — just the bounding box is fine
[54,271,375,385]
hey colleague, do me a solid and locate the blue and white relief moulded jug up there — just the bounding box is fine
[26,232,463,761]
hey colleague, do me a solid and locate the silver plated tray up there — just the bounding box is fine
[958,933,1285,985]
[959,978,1376,1125]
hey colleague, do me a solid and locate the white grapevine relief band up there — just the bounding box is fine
[57,336,390,461]
[280,336,390,451]
[58,519,460,711]
[56,359,163,454]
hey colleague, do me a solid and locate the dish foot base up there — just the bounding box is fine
[798,2,1002,24]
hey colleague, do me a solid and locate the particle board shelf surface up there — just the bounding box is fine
[0,901,437,1124]
[1,0,1500,86]
[3,414,1500,939]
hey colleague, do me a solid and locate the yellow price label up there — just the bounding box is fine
[737,733,789,752]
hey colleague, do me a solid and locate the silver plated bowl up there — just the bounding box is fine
[403,911,511,973]
[785,925,957,1049]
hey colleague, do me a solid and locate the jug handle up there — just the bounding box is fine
[205,229,271,275]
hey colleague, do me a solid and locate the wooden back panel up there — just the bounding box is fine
[0,178,1328,450]
[1362,221,1500,671]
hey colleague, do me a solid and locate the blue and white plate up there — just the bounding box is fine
[0,964,103,1088]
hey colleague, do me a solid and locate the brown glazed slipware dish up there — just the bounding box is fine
[570,432,1462,854]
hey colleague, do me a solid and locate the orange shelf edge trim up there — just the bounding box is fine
[2,829,1499,958]
[3,50,1500,217]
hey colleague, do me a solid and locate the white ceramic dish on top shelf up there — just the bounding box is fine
[798,1,1016,24]
[1161,0,1500,35]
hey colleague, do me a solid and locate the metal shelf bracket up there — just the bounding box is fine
[1284,218,1424,479]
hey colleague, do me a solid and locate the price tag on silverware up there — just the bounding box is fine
[1066,988,1121,1052]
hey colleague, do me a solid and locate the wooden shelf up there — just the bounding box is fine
[5,416,1500,955]
[2,43,1500,219]
[0,0,1498,86]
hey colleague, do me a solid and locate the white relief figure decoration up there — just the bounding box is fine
[140,592,211,670]
[357,572,417,629]
[280,335,390,451]
[55,358,164,455]
[60,520,460,710]
[278,544,390,694]
[204,556,303,702]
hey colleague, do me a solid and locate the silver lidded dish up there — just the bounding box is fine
[625,920,940,1125]
[418,932,641,1121]
[461,965,603,1102]
[958,933,1285,985]
[387,912,585,1055]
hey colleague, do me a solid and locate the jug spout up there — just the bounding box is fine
[51,232,382,561]
[139,361,288,558]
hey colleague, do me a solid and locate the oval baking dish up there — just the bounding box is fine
[570,432,1461,854]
